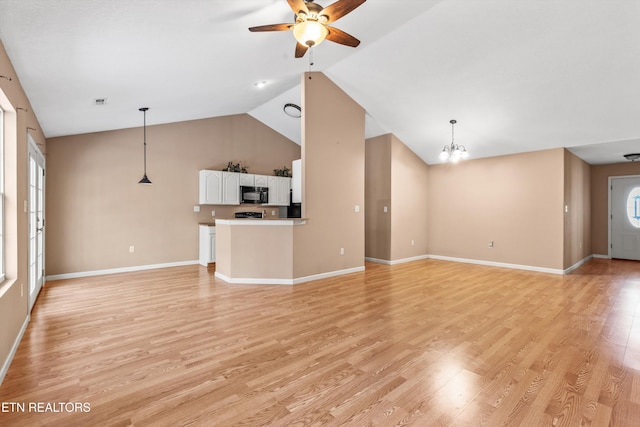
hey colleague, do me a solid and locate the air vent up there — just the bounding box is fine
[94,98,107,106]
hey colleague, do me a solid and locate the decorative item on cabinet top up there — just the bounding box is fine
[273,166,291,177]
[222,161,248,173]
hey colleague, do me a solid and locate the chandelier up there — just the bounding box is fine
[439,119,469,163]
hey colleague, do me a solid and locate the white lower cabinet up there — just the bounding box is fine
[199,225,216,266]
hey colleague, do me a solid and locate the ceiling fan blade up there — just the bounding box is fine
[249,23,294,32]
[287,0,309,15]
[326,27,360,47]
[295,42,309,58]
[320,0,366,23]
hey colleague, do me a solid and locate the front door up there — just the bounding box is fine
[611,176,640,260]
[28,135,45,312]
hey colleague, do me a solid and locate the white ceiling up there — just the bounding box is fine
[0,0,638,165]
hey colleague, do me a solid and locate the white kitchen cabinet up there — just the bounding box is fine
[277,177,291,205]
[254,174,269,188]
[265,176,291,206]
[222,172,240,204]
[199,170,240,205]
[199,225,216,266]
[291,159,301,203]
[199,170,223,205]
[239,173,254,187]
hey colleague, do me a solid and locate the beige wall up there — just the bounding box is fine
[364,133,429,262]
[216,222,294,280]
[591,162,640,255]
[294,72,365,278]
[428,148,565,270]
[390,134,429,260]
[563,150,591,268]
[0,39,47,380]
[46,114,300,275]
[364,135,391,260]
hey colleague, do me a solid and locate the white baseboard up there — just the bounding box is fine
[214,271,295,285]
[0,313,30,385]
[215,266,366,286]
[428,254,565,275]
[563,255,593,274]
[46,260,199,281]
[592,254,610,259]
[293,266,365,284]
[365,255,429,266]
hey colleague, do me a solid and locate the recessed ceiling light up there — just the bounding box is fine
[254,81,267,89]
[284,103,301,118]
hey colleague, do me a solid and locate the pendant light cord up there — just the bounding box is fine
[143,109,147,174]
[138,107,151,184]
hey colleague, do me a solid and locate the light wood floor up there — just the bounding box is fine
[1,259,640,426]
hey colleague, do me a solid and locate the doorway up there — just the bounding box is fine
[28,134,45,312]
[610,175,640,260]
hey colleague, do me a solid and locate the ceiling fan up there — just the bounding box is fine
[249,0,366,58]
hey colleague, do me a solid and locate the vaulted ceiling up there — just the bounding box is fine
[0,0,638,165]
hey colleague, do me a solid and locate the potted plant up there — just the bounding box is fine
[222,161,248,173]
[273,166,291,177]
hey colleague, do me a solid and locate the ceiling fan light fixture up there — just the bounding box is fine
[624,153,640,161]
[293,20,328,47]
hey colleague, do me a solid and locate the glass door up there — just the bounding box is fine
[28,134,45,312]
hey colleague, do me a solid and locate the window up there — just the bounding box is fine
[626,186,640,229]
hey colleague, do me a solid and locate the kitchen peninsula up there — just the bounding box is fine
[214,218,307,285]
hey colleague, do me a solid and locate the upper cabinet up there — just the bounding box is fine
[255,174,269,188]
[199,170,223,205]
[265,176,291,206]
[291,159,301,203]
[222,172,240,204]
[199,170,289,206]
[199,170,240,205]
[239,174,254,187]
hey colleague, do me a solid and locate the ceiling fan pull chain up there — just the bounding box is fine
[309,46,314,71]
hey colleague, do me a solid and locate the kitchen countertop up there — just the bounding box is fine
[215,218,307,226]
[199,219,306,226]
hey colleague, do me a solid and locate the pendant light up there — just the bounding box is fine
[138,107,152,185]
[439,119,469,163]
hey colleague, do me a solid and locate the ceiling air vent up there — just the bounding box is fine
[94,98,107,106]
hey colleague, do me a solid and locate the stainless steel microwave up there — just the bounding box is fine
[240,186,269,204]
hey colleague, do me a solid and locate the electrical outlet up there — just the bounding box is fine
[272,210,276,216]
[383,206,388,213]
[340,248,345,255]
[129,246,135,253]
[411,240,415,246]
[354,205,360,213]
[211,210,216,217]
[193,206,200,213]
